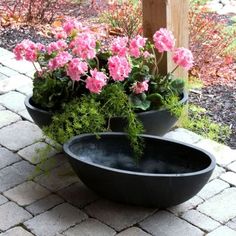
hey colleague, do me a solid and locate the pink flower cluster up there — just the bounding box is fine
[111,35,147,58]
[73,33,96,59]
[129,35,147,58]
[108,56,131,81]
[153,28,175,53]
[111,37,128,57]
[67,58,88,81]
[152,28,194,70]
[132,81,149,94]
[172,47,194,70]
[47,40,68,55]
[13,39,44,62]
[85,69,107,93]
[62,18,83,35]
[48,52,72,70]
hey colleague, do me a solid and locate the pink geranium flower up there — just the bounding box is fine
[132,81,149,94]
[62,18,83,35]
[13,39,38,62]
[85,69,107,94]
[48,51,72,70]
[47,40,67,55]
[108,56,131,81]
[153,28,175,53]
[111,37,128,57]
[172,47,194,70]
[73,33,96,59]
[67,58,88,81]
[129,35,147,58]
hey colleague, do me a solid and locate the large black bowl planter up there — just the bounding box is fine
[110,91,188,136]
[25,95,53,128]
[63,132,215,208]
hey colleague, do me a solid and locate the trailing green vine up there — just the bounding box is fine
[43,83,144,160]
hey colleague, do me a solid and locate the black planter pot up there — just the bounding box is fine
[63,132,215,208]
[110,91,188,136]
[24,96,53,128]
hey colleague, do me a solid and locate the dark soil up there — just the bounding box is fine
[0,18,235,149]
[189,85,236,149]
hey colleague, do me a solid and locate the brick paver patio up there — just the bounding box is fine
[0,47,236,235]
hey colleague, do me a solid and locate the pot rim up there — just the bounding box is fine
[136,90,188,116]
[25,95,54,115]
[63,132,216,178]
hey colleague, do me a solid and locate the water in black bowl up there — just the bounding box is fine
[64,132,215,207]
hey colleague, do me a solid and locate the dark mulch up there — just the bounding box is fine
[189,85,236,149]
[0,20,235,149]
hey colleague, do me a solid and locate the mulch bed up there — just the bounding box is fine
[0,8,235,149]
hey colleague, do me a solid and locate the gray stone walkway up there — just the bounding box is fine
[0,46,236,236]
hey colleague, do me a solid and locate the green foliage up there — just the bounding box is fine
[44,83,144,159]
[44,96,106,144]
[163,94,185,118]
[32,73,74,111]
[179,104,232,143]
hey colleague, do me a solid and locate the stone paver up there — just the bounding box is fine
[0,121,42,151]
[197,188,236,223]
[140,210,204,236]
[0,227,34,236]
[210,165,226,181]
[181,209,221,232]
[58,181,98,208]
[26,194,64,216]
[0,73,8,80]
[16,83,33,96]
[24,203,87,236]
[0,58,37,74]
[4,181,50,206]
[168,196,203,215]
[0,202,32,231]
[0,147,21,169]
[0,91,26,113]
[228,161,236,173]
[0,161,35,192]
[0,195,8,206]
[18,142,57,164]
[197,178,230,200]
[164,128,203,144]
[64,218,116,236]
[117,227,151,236]
[0,48,14,58]
[37,152,67,171]
[35,163,78,191]
[18,109,33,122]
[0,75,32,94]
[0,110,21,128]
[220,171,236,186]
[85,199,155,231]
[0,104,5,110]
[195,139,236,167]
[206,226,236,236]
[227,217,236,231]
[0,66,19,77]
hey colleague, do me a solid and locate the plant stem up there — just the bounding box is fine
[171,65,179,74]
[95,56,100,69]
[32,62,39,72]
